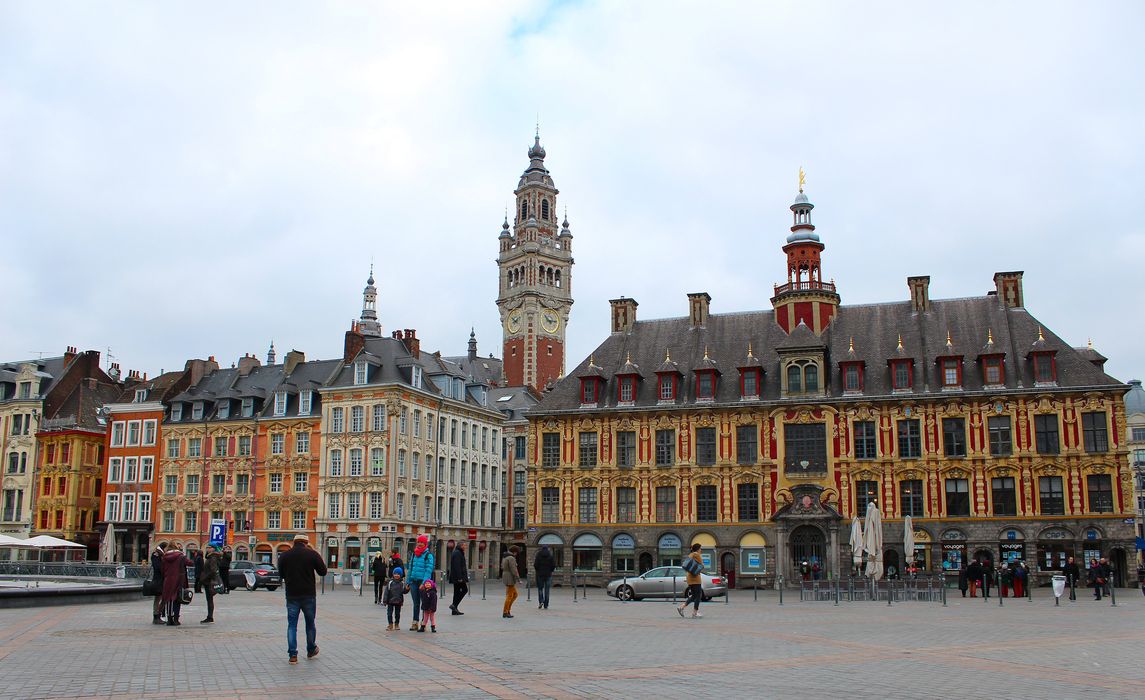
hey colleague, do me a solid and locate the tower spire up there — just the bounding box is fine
[359,267,381,337]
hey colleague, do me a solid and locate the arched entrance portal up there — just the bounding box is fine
[884,549,900,579]
[721,551,737,589]
[638,552,653,574]
[789,525,826,579]
[1109,547,1127,587]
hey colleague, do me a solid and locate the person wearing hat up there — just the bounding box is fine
[407,534,435,631]
[276,533,328,664]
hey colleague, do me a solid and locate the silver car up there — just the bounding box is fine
[606,566,728,601]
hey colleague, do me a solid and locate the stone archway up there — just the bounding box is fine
[790,525,827,580]
[773,484,842,584]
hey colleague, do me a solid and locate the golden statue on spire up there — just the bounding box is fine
[798,166,806,193]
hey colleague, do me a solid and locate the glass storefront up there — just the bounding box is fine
[658,533,682,567]
[572,533,602,571]
[612,533,635,573]
[325,537,339,568]
[739,532,767,574]
[941,543,965,571]
[537,533,565,569]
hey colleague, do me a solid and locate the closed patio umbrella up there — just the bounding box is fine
[903,516,915,572]
[100,522,116,563]
[849,517,864,571]
[863,502,883,580]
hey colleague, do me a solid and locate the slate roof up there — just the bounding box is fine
[535,296,1125,413]
[488,386,540,423]
[110,369,187,404]
[0,355,68,401]
[441,353,504,387]
[1125,380,1145,418]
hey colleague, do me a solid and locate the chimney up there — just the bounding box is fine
[109,362,121,380]
[64,345,77,366]
[237,353,262,376]
[687,292,711,328]
[185,357,221,386]
[907,276,931,312]
[610,297,638,334]
[401,329,420,359]
[993,271,1024,308]
[284,350,305,376]
[344,325,366,364]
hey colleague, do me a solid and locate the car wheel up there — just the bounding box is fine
[616,585,635,601]
[266,586,278,591]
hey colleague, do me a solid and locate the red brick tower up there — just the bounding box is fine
[771,174,840,334]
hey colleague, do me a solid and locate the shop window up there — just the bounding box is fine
[945,479,970,516]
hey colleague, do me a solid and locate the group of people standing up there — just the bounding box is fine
[957,559,1031,599]
[148,541,230,626]
[372,534,441,632]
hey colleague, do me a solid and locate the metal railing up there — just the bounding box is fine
[0,561,150,579]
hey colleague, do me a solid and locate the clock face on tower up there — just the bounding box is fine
[540,308,561,334]
[505,309,523,334]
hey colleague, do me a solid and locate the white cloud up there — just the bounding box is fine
[0,1,1142,382]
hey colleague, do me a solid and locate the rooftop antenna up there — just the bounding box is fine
[105,346,117,371]
[28,350,49,359]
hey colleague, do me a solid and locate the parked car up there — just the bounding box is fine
[606,566,727,601]
[228,560,281,591]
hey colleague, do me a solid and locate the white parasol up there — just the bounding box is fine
[849,517,864,570]
[863,502,883,579]
[903,516,915,572]
[100,522,116,563]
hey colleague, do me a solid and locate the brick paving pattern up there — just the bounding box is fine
[1,583,1143,699]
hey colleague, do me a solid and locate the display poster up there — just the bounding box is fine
[941,543,965,570]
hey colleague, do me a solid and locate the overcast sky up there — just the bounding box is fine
[2,2,1143,385]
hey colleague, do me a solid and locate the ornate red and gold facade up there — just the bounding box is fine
[526,188,1135,587]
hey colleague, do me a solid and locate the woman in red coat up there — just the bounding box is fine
[160,543,192,626]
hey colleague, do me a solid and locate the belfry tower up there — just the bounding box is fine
[771,171,840,334]
[496,130,574,391]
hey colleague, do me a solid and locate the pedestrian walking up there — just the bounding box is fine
[192,549,205,593]
[1099,557,1113,595]
[448,542,469,615]
[676,543,705,618]
[419,579,438,633]
[371,552,387,604]
[1088,558,1104,600]
[382,567,405,631]
[957,562,968,598]
[1063,556,1081,601]
[160,542,192,626]
[150,541,167,624]
[1013,561,1027,598]
[407,534,435,631]
[220,549,232,594]
[276,533,328,664]
[200,545,222,624]
[501,546,520,618]
[533,544,556,610]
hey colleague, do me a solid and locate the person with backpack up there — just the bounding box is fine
[382,567,405,631]
[676,543,705,619]
[407,535,435,631]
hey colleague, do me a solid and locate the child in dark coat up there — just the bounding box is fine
[382,567,405,631]
[419,578,438,633]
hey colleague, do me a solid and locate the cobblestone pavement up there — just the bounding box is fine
[1,583,1143,699]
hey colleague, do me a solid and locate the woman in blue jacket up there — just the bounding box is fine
[407,534,435,630]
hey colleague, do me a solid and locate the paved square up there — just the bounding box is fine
[1,583,1143,699]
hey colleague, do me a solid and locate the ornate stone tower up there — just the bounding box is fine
[771,174,840,334]
[496,130,574,391]
[359,266,382,337]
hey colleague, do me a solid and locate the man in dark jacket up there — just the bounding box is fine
[1063,556,1081,601]
[193,549,205,593]
[448,542,468,615]
[981,561,994,599]
[386,547,405,580]
[276,534,328,664]
[150,541,167,624]
[220,549,232,594]
[533,545,556,610]
[371,553,387,604]
[966,560,982,598]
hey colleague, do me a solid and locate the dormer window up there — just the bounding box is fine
[299,390,312,416]
[981,356,1005,386]
[273,390,287,416]
[241,397,254,417]
[618,376,635,403]
[890,359,913,391]
[658,375,677,401]
[939,358,962,389]
[134,388,147,402]
[411,366,423,389]
[841,362,865,394]
[740,368,761,399]
[695,371,717,401]
[191,402,204,420]
[354,361,368,386]
[784,360,819,395]
[217,401,230,419]
[171,404,183,422]
[1032,353,1056,385]
[580,378,602,405]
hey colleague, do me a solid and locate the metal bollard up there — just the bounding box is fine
[672,575,677,604]
[573,573,578,603]
[888,579,892,607]
[753,576,758,602]
[778,575,783,606]
[834,577,840,606]
[526,576,531,602]
[1027,575,1033,603]
[623,575,628,603]
[1110,580,1117,607]
[481,571,487,601]
[941,580,947,607]
[999,583,1004,607]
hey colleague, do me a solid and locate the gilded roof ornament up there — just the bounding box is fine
[848,336,854,353]
[1037,326,1045,342]
[897,334,904,352]
[798,166,806,193]
[987,328,994,345]
[747,342,754,358]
